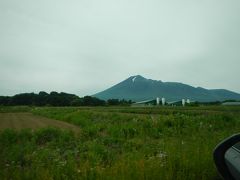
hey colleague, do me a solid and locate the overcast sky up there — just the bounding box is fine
[0,0,240,96]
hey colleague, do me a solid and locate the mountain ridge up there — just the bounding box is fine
[93,75,240,102]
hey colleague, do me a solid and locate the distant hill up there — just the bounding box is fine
[93,75,240,102]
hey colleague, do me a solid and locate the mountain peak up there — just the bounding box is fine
[130,75,146,82]
[94,76,240,102]
[129,75,162,83]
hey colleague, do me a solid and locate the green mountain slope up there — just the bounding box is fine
[93,75,240,102]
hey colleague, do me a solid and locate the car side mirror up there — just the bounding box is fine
[214,134,240,180]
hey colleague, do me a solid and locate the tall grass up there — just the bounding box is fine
[1,106,240,179]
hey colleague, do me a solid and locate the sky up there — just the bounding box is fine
[0,0,240,96]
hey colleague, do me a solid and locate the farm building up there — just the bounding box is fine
[131,99,155,107]
[222,102,240,106]
[132,97,192,107]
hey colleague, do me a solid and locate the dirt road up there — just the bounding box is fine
[0,113,80,133]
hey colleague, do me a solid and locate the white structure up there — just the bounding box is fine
[222,102,240,106]
[186,99,190,104]
[162,98,166,106]
[182,99,186,106]
[156,97,160,105]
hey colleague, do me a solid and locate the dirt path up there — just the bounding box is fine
[0,113,80,133]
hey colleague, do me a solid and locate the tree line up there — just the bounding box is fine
[0,92,132,106]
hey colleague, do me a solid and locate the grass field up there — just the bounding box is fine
[1,106,240,179]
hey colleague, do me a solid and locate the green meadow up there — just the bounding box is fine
[1,106,240,179]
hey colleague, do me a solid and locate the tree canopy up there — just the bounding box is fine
[0,92,132,106]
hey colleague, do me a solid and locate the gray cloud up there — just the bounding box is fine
[1,0,240,96]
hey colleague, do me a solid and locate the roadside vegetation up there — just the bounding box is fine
[1,106,240,179]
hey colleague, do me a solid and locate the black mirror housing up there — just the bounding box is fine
[214,134,240,180]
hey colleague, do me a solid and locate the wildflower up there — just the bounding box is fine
[156,152,167,158]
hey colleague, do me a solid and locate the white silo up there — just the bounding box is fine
[182,99,185,106]
[156,97,160,105]
[187,99,190,104]
[162,98,166,106]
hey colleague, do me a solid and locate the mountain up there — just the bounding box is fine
[93,75,240,102]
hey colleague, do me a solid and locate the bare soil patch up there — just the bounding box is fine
[0,113,80,133]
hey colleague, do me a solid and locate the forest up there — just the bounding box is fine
[0,92,132,106]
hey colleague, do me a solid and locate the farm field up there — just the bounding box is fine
[1,106,240,179]
[0,113,80,133]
